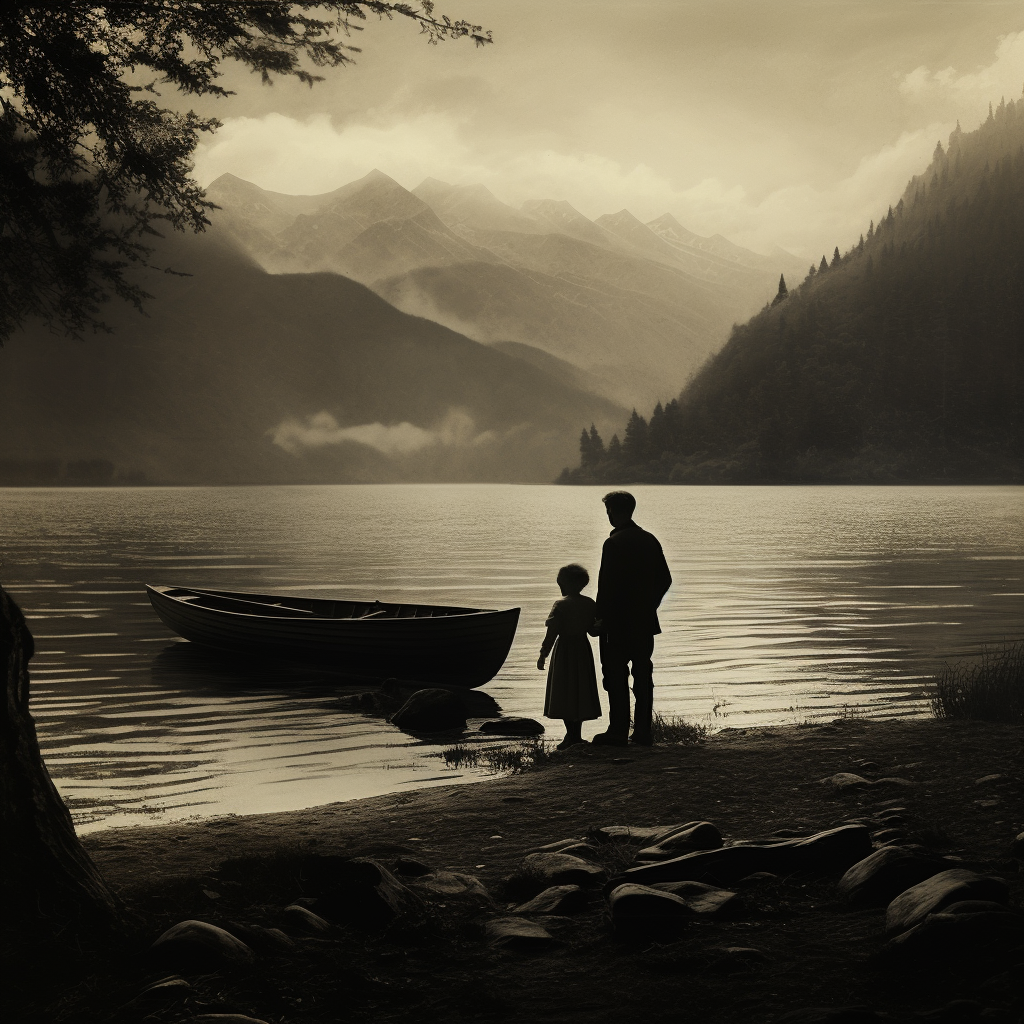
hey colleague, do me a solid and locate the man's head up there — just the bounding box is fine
[602,490,636,528]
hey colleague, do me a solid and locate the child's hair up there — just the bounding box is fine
[556,563,590,593]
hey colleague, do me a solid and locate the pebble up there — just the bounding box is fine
[517,852,608,891]
[636,821,723,860]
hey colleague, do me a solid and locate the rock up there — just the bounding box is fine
[941,900,1016,916]
[408,870,494,908]
[282,904,332,934]
[871,828,906,844]
[382,679,501,717]
[313,858,425,930]
[736,872,779,888]
[885,869,1010,935]
[824,773,874,791]
[823,773,913,792]
[479,718,544,736]
[222,922,295,952]
[592,824,690,845]
[335,690,399,715]
[556,843,600,860]
[393,857,431,877]
[838,847,948,907]
[622,825,871,887]
[530,837,587,853]
[483,916,554,949]
[511,852,608,897]
[775,1007,880,1023]
[609,883,696,936]
[390,688,467,732]
[125,977,192,1009]
[637,821,724,860]
[974,774,1006,786]
[883,909,1024,964]
[1012,832,1024,859]
[649,880,738,915]
[150,920,255,971]
[514,885,589,915]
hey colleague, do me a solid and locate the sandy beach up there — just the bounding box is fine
[17,716,1018,1024]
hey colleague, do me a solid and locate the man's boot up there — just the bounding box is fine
[593,680,630,746]
[631,677,654,745]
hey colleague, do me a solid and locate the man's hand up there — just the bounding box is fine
[537,655,546,671]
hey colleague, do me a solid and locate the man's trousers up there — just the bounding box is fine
[600,631,656,739]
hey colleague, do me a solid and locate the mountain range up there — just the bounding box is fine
[0,229,625,485]
[206,171,805,409]
[562,94,1024,484]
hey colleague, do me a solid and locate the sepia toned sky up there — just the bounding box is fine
[189,1,1024,259]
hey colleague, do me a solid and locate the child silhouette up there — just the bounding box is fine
[537,563,603,749]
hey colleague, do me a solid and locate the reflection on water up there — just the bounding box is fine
[1,484,1022,833]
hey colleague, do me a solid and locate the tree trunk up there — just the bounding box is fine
[1,584,123,934]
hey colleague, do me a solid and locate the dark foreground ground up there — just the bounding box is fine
[9,718,1024,1024]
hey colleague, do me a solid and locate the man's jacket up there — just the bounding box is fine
[596,522,672,635]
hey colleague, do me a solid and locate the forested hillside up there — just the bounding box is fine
[562,94,1024,484]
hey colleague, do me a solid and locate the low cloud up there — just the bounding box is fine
[899,31,1024,116]
[270,409,494,457]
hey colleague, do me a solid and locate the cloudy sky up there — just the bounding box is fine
[190,1,1024,259]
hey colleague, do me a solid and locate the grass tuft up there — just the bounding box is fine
[441,739,552,773]
[441,744,480,769]
[650,712,708,745]
[931,640,1024,723]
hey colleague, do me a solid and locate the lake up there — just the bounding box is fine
[1,484,1021,833]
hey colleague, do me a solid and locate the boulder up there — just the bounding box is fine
[282,904,332,934]
[223,924,294,953]
[390,689,467,732]
[313,858,424,930]
[479,718,544,736]
[483,916,554,949]
[824,773,874,791]
[736,872,779,888]
[592,824,690,845]
[882,909,1024,965]
[530,837,587,854]
[512,852,608,897]
[649,880,739,915]
[609,883,695,936]
[838,847,948,906]
[393,857,431,877]
[382,679,501,717]
[514,885,589,915]
[407,870,494,908]
[622,826,871,886]
[125,977,192,1010]
[941,900,1016,916]
[885,869,1010,935]
[637,822,724,860]
[150,920,255,971]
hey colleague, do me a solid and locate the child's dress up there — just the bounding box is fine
[541,593,602,721]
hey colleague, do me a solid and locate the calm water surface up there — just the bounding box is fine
[1,484,1021,833]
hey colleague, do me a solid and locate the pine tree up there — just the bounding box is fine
[771,273,788,306]
[832,246,841,267]
[819,255,829,273]
[588,424,605,460]
[579,427,593,467]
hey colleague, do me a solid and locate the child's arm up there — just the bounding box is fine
[537,603,559,670]
[588,617,603,637]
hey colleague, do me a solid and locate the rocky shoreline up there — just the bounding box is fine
[11,717,1024,1023]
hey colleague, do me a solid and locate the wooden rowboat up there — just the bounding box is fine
[146,584,520,689]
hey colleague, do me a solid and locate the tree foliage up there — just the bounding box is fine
[562,93,1024,485]
[0,2,490,342]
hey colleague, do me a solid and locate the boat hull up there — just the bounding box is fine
[146,585,519,689]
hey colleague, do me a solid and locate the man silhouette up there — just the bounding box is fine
[592,491,672,747]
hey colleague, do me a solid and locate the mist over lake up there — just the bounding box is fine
[1,483,1020,833]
